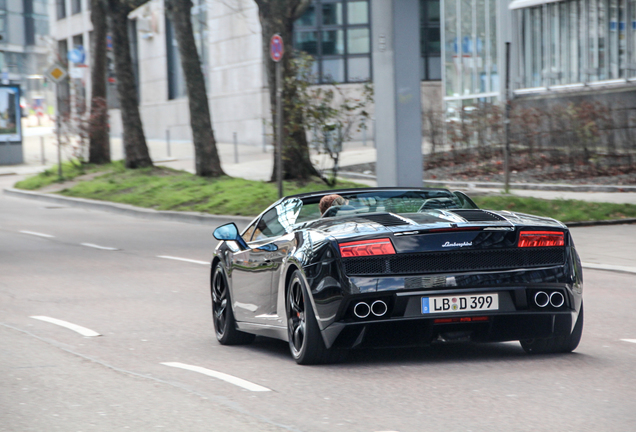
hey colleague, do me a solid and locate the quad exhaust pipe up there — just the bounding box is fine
[371,300,388,317]
[353,302,371,318]
[534,291,550,308]
[354,300,388,318]
[550,291,565,308]
[534,291,565,308]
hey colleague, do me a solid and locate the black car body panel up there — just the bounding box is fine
[212,188,583,352]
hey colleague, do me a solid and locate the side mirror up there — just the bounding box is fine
[213,223,248,250]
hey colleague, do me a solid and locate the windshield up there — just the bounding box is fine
[295,190,477,223]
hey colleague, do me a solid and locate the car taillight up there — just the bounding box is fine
[339,238,396,258]
[518,231,564,247]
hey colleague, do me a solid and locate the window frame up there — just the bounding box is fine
[294,0,372,84]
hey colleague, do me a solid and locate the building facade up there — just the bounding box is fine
[50,0,444,146]
[1,0,51,113]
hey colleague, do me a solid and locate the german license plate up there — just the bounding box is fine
[422,293,498,314]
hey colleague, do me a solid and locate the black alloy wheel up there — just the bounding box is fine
[287,273,307,358]
[286,270,345,364]
[211,265,255,345]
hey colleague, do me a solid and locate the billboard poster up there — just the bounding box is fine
[0,85,21,143]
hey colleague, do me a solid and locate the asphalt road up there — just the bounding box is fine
[2,176,636,432]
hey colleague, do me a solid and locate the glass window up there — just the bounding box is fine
[532,7,542,87]
[293,0,371,83]
[72,0,81,15]
[166,3,207,100]
[477,0,487,93]
[347,1,368,24]
[598,0,607,79]
[322,30,344,55]
[166,17,186,100]
[322,2,343,25]
[609,0,619,78]
[444,0,458,95]
[57,0,66,20]
[298,4,316,26]
[348,56,370,81]
[253,208,286,241]
[570,0,580,83]
[323,58,345,82]
[461,0,473,95]
[347,28,369,53]
[618,0,625,78]
[589,0,599,80]
[295,31,318,55]
[242,221,258,242]
[631,0,636,77]
[421,0,442,80]
[489,0,497,90]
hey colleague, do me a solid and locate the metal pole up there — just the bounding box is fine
[56,84,62,180]
[504,42,511,194]
[362,125,367,147]
[276,61,283,198]
[233,132,238,163]
[166,129,171,158]
[40,136,45,165]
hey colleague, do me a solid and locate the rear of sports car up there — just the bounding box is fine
[314,209,584,354]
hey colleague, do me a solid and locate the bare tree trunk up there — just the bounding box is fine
[107,0,152,168]
[165,0,224,177]
[255,0,318,182]
[88,0,111,164]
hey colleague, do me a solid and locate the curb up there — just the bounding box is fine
[582,262,636,275]
[338,171,636,193]
[3,188,254,226]
[565,218,636,227]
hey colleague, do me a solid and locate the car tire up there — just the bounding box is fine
[286,270,345,365]
[520,302,584,354]
[211,265,255,346]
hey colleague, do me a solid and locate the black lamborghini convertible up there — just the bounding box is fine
[211,188,584,364]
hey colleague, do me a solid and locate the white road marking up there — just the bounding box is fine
[19,230,54,238]
[621,339,636,344]
[161,362,271,392]
[157,255,209,265]
[30,316,101,337]
[81,243,119,251]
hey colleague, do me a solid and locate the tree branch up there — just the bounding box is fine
[291,0,311,20]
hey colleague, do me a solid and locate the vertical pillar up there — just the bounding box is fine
[372,0,423,187]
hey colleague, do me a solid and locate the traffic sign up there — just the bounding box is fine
[270,34,284,62]
[68,46,85,64]
[45,63,68,84]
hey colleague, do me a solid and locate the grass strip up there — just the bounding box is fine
[473,195,636,223]
[16,163,636,222]
[17,162,364,217]
[14,161,106,190]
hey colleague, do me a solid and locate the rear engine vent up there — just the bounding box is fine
[361,213,411,227]
[450,209,506,222]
